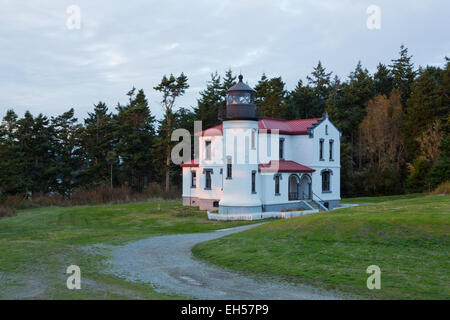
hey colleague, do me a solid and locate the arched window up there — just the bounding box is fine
[321,169,332,192]
[288,174,300,200]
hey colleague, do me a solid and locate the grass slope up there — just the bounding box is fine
[0,201,253,299]
[193,195,450,299]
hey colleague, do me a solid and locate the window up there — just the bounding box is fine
[279,138,284,159]
[204,170,212,190]
[322,170,331,192]
[319,139,324,160]
[191,171,196,188]
[251,129,256,150]
[329,143,333,160]
[226,156,232,179]
[251,171,256,193]
[205,140,211,160]
[213,201,219,207]
[274,174,281,195]
[325,125,328,135]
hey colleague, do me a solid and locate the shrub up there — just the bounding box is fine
[0,184,181,216]
[432,181,450,195]
[0,206,15,218]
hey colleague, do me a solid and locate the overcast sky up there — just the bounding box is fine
[0,0,448,121]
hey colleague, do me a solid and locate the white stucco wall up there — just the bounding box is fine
[182,117,341,209]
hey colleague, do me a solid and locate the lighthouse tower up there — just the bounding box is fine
[219,75,262,214]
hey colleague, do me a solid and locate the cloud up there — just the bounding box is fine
[0,0,449,121]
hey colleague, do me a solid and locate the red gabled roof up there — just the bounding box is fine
[258,160,315,173]
[195,124,223,136]
[180,158,199,167]
[259,118,321,135]
[195,118,321,136]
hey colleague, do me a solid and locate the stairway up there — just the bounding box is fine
[306,199,328,212]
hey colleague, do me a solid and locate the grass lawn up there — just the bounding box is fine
[341,193,425,204]
[193,195,450,299]
[0,201,253,299]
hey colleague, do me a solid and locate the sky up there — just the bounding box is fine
[0,0,448,121]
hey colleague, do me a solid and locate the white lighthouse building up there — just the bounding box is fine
[181,75,341,217]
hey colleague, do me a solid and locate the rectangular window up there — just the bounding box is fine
[205,170,212,190]
[251,171,256,193]
[322,171,330,192]
[329,140,334,160]
[191,171,196,188]
[205,140,211,160]
[319,139,324,160]
[226,156,232,179]
[275,175,280,195]
[251,130,256,150]
[279,138,284,159]
[325,125,328,135]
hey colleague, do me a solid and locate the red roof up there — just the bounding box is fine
[258,160,315,173]
[259,118,321,135]
[195,118,321,136]
[180,158,199,167]
[195,124,223,136]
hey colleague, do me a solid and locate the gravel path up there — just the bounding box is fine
[104,223,340,300]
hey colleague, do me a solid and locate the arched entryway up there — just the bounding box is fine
[288,174,300,200]
[299,174,312,200]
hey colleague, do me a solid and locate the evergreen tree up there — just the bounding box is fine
[79,102,116,188]
[389,44,416,107]
[51,108,82,197]
[254,74,288,118]
[404,65,447,158]
[0,110,26,195]
[194,72,223,129]
[286,80,317,119]
[15,112,56,195]
[307,61,332,112]
[154,73,189,192]
[373,63,394,97]
[115,88,156,192]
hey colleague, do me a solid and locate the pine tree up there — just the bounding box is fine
[0,110,26,195]
[389,44,416,107]
[154,73,189,192]
[115,88,156,192]
[51,108,83,197]
[194,72,223,129]
[404,66,446,158]
[254,74,288,118]
[79,102,116,188]
[373,63,393,97]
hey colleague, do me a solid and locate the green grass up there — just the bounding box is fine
[0,201,253,299]
[193,195,450,299]
[341,193,425,204]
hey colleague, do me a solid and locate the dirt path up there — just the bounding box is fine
[104,224,341,300]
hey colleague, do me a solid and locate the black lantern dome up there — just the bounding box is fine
[220,75,260,121]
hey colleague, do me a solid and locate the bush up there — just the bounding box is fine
[0,206,15,218]
[432,181,450,195]
[0,184,181,216]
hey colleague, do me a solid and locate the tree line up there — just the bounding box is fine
[0,45,449,200]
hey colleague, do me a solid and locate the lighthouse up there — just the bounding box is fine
[218,75,263,214]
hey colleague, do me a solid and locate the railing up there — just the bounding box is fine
[311,191,328,211]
